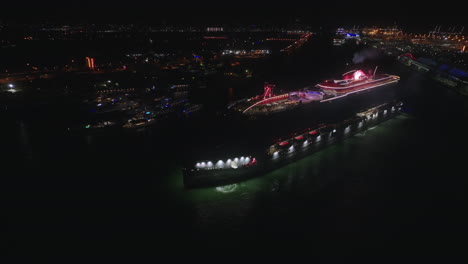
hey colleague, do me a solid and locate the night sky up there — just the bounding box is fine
[1,0,466,31]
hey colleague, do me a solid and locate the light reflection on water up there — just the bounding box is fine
[215,184,238,193]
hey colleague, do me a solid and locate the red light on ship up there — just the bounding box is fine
[246,158,257,167]
[402,53,417,60]
[353,70,365,80]
[263,82,275,99]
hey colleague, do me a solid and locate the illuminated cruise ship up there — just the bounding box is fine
[317,68,400,100]
[228,69,399,115]
[228,82,323,115]
[183,101,404,188]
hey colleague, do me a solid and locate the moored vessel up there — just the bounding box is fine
[228,69,399,116]
[316,68,400,100]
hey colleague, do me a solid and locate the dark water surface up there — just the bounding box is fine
[3,36,468,256]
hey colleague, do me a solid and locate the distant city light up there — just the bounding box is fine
[85,57,95,70]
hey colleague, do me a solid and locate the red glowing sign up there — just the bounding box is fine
[85,57,95,70]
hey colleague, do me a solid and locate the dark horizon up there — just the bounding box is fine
[1,0,467,32]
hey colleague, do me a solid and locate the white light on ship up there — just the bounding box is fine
[333,129,336,133]
[273,151,279,159]
[303,140,308,147]
[231,161,238,169]
[289,145,295,153]
[316,135,321,142]
[207,161,213,167]
[8,84,14,88]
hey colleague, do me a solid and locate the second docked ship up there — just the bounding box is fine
[228,68,399,116]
